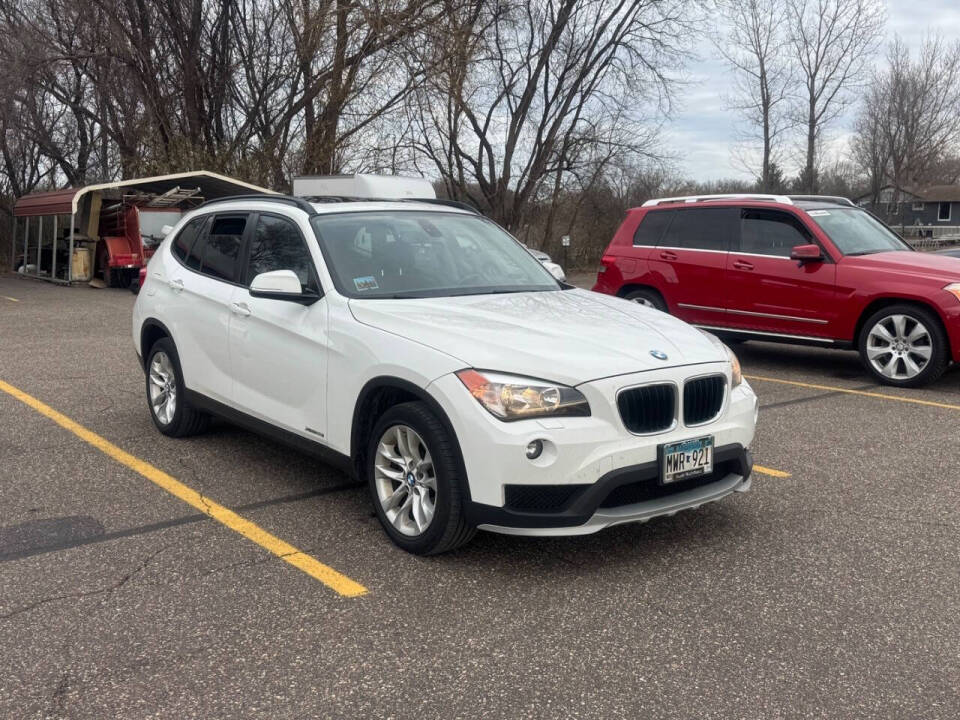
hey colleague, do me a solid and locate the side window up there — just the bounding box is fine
[660,208,736,251]
[200,216,246,281]
[246,214,316,288]
[171,217,205,262]
[740,209,812,257]
[633,210,673,246]
[184,221,206,271]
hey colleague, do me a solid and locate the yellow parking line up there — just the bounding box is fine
[2,296,19,302]
[0,379,368,598]
[746,374,960,412]
[754,465,791,478]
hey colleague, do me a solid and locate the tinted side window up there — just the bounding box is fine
[184,222,206,271]
[740,209,811,257]
[200,216,246,281]
[660,208,736,251]
[633,210,674,246]
[246,215,316,288]
[171,217,205,262]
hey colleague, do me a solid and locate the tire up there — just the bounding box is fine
[367,401,476,555]
[622,287,667,312]
[145,337,210,437]
[858,304,949,387]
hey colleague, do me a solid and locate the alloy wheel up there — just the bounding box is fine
[148,351,178,425]
[865,314,933,381]
[374,424,437,537]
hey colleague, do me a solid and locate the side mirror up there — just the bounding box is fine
[249,270,321,305]
[790,244,824,263]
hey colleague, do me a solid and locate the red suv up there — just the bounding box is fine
[593,194,960,387]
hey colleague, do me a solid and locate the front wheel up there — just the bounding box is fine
[858,305,949,387]
[367,402,475,555]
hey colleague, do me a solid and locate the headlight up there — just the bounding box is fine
[725,345,743,387]
[944,283,960,303]
[455,369,590,420]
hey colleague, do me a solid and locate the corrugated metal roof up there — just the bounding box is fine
[13,188,78,217]
[14,171,276,217]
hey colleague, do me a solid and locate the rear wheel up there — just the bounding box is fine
[622,288,667,312]
[367,401,475,555]
[858,305,949,387]
[145,338,210,437]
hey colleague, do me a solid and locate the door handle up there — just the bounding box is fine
[659,250,678,261]
[168,278,184,292]
[230,302,251,317]
[732,260,754,271]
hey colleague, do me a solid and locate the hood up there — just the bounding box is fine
[843,251,960,282]
[349,288,726,386]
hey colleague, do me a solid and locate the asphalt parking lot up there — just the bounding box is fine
[2,274,959,719]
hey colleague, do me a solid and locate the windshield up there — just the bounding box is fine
[807,208,912,256]
[310,211,561,298]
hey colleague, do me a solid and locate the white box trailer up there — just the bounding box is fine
[292,174,436,200]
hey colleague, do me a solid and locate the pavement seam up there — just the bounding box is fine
[0,482,363,564]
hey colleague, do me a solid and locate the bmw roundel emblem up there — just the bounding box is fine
[650,349,668,361]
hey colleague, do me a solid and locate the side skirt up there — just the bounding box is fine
[695,325,854,350]
[184,390,355,478]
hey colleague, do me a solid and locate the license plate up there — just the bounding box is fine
[660,436,714,484]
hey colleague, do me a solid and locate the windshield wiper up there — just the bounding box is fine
[845,250,885,256]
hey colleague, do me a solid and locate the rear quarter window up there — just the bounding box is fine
[171,217,205,263]
[633,210,674,246]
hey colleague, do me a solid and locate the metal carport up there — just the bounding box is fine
[11,171,274,284]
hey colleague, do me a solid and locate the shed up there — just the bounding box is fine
[11,171,274,284]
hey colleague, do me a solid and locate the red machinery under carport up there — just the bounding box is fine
[11,171,274,286]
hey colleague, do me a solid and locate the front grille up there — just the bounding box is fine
[504,484,590,513]
[683,375,725,425]
[617,383,676,434]
[599,458,738,509]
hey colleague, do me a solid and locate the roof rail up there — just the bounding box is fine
[198,194,317,215]
[642,193,793,207]
[403,198,479,213]
[787,195,856,207]
[301,195,480,214]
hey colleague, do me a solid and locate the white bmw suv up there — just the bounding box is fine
[132,194,758,554]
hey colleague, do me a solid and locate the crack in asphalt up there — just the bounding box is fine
[51,671,71,718]
[0,542,175,621]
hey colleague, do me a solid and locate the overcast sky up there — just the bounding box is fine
[667,0,960,181]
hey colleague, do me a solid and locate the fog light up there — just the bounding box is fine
[525,440,544,460]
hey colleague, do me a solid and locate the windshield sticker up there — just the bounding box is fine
[353,276,379,291]
[807,210,831,216]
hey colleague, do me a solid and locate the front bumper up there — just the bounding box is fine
[428,364,758,535]
[466,444,752,535]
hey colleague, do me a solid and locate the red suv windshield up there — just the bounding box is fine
[805,208,911,256]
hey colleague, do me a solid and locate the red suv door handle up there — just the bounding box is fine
[659,250,678,261]
[732,260,754,271]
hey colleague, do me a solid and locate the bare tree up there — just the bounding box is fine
[785,0,884,192]
[853,35,960,211]
[851,83,889,205]
[408,0,692,233]
[715,0,794,191]
[882,37,960,192]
